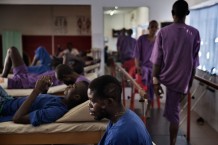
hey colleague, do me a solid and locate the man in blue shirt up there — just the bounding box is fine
[0,76,89,126]
[88,75,153,145]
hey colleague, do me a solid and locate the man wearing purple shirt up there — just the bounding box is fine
[120,29,136,71]
[150,1,200,145]
[0,47,61,89]
[55,64,90,86]
[0,47,89,89]
[134,20,158,118]
[116,28,126,62]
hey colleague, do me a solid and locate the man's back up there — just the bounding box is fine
[150,23,200,93]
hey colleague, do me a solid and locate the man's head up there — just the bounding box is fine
[55,64,78,85]
[87,75,122,121]
[148,20,158,36]
[172,0,189,19]
[66,42,73,51]
[127,29,133,36]
[64,81,89,108]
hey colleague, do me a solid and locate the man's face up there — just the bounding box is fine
[64,84,80,101]
[87,88,108,121]
[55,72,74,85]
[148,22,158,36]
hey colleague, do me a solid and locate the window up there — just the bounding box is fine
[190,4,218,74]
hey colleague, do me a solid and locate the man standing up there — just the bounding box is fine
[150,1,200,145]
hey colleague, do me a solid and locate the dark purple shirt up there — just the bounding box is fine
[119,36,136,62]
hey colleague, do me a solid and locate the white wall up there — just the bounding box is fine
[104,7,149,52]
[191,74,218,132]
[0,5,91,35]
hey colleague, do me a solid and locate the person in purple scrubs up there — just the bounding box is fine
[55,64,90,86]
[0,47,89,89]
[0,47,61,89]
[150,1,200,145]
[120,29,136,72]
[116,28,126,62]
[134,20,159,118]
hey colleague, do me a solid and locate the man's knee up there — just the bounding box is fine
[7,46,18,55]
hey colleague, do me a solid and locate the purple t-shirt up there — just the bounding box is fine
[117,35,125,52]
[120,36,136,62]
[134,34,155,68]
[75,75,90,84]
[150,23,200,93]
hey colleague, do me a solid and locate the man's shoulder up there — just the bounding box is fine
[186,24,199,33]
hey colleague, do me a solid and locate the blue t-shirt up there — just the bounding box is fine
[0,94,68,126]
[98,109,152,145]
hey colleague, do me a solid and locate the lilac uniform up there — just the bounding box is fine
[116,35,125,52]
[134,34,155,101]
[150,23,200,124]
[75,75,90,84]
[8,64,61,89]
[119,36,136,63]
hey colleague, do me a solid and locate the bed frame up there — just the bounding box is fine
[0,63,104,145]
[0,120,107,145]
[0,131,104,144]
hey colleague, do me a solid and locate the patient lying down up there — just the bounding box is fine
[0,76,89,126]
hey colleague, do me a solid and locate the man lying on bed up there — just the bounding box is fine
[0,47,89,89]
[0,76,89,126]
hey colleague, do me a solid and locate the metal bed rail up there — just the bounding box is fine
[114,63,148,123]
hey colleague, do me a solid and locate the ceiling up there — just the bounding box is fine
[104,7,136,15]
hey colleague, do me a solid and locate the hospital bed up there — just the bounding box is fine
[0,63,106,144]
[0,100,108,144]
[0,63,157,145]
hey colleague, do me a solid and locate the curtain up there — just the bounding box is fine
[190,4,218,74]
[2,31,22,63]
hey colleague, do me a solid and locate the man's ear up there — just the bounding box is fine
[74,95,81,100]
[101,98,114,109]
[186,10,190,15]
[171,10,175,16]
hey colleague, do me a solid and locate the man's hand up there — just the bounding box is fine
[35,76,52,93]
[153,84,164,96]
[13,76,53,124]
[136,66,141,75]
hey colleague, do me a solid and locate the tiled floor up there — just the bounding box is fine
[180,111,218,145]
[131,99,218,145]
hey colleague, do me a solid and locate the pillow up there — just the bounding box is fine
[56,100,95,122]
